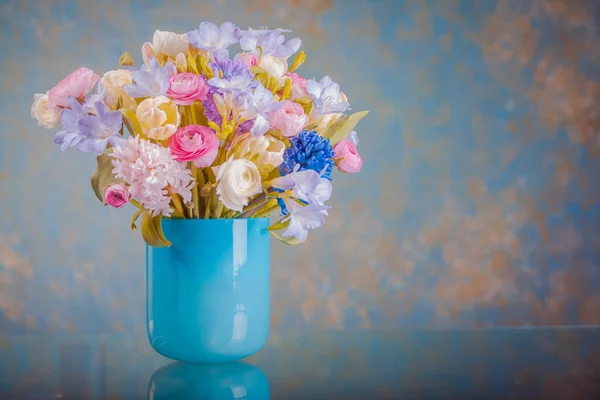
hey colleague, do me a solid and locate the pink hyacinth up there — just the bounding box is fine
[47,68,99,109]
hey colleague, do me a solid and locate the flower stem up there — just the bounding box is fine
[254,203,279,218]
[191,165,201,219]
[238,199,270,219]
[168,187,187,218]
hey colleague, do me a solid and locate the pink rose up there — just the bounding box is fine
[104,183,130,208]
[235,53,258,68]
[285,72,308,99]
[334,139,363,173]
[268,101,308,137]
[166,73,209,106]
[47,67,99,109]
[168,124,219,167]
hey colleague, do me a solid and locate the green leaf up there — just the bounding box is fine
[269,230,301,245]
[141,212,171,247]
[321,110,369,145]
[90,150,120,205]
[119,108,144,138]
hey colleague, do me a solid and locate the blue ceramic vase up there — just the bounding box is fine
[146,218,271,363]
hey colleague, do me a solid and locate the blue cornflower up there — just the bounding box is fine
[279,130,335,180]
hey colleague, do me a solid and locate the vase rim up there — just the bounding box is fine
[162,217,270,222]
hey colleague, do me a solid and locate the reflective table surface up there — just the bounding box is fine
[1,328,599,399]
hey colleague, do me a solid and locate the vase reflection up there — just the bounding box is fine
[148,361,270,400]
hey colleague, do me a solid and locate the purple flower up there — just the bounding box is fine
[279,198,329,243]
[82,82,107,114]
[202,89,222,124]
[125,57,171,98]
[210,57,253,80]
[54,97,124,155]
[271,167,332,206]
[54,96,87,151]
[239,27,301,58]
[187,21,239,58]
[77,101,124,154]
[306,76,350,118]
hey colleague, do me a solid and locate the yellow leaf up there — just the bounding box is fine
[130,209,143,231]
[321,110,369,145]
[250,66,267,76]
[119,108,145,138]
[191,103,208,126]
[186,54,199,74]
[197,56,214,79]
[280,78,292,101]
[141,211,171,247]
[267,218,290,231]
[294,96,313,116]
[269,230,301,245]
[90,149,120,204]
[288,50,306,72]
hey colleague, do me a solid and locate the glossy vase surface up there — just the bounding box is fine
[146,218,270,363]
[148,362,270,399]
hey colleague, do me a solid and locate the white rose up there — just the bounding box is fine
[259,55,288,79]
[136,96,181,140]
[151,30,189,58]
[101,69,136,111]
[214,159,262,212]
[227,133,285,174]
[31,93,60,129]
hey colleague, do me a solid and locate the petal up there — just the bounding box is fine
[281,217,308,242]
[250,114,269,137]
[239,35,258,52]
[305,80,322,98]
[78,115,102,137]
[270,175,295,191]
[273,37,301,58]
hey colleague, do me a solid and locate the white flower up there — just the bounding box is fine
[135,96,180,140]
[227,132,285,174]
[258,55,288,79]
[31,93,60,129]
[110,135,194,217]
[270,168,332,206]
[100,69,136,111]
[147,30,189,59]
[280,199,329,243]
[306,76,350,119]
[214,158,262,212]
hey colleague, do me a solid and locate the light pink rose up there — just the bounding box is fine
[235,53,258,68]
[334,139,363,173]
[47,67,99,109]
[168,124,219,167]
[285,72,308,99]
[268,100,308,137]
[166,73,209,105]
[104,183,130,208]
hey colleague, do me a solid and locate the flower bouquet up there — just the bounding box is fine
[31,22,367,362]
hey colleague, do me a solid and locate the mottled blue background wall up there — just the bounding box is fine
[1,0,599,333]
